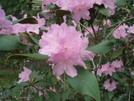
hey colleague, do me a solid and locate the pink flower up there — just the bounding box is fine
[39,23,94,77]
[131,71,134,75]
[97,62,115,76]
[101,0,116,9]
[113,24,128,39]
[111,60,123,69]
[0,6,5,18]
[17,67,32,83]
[84,26,102,37]
[103,79,118,91]
[103,19,111,26]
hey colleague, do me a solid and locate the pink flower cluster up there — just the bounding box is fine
[0,6,12,34]
[11,15,45,35]
[17,67,32,83]
[103,79,118,91]
[97,60,124,76]
[113,24,128,39]
[42,0,117,22]
[39,23,94,77]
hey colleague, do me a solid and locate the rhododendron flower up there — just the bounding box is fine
[103,79,118,91]
[17,67,32,83]
[0,6,5,18]
[101,0,116,9]
[111,60,123,69]
[0,6,12,34]
[113,24,128,39]
[131,71,134,75]
[97,62,115,76]
[84,26,102,37]
[103,19,111,26]
[39,23,94,77]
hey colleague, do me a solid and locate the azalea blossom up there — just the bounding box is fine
[103,79,118,91]
[17,67,32,83]
[113,24,128,39]
[39,23,94,77]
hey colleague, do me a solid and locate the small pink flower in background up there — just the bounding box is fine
[17,67,32,83]
[111,60,123,69]
[97,62,116,76]
[113,24,128,39]
[103,79,118,91]
[84,26,102,37]
[103,19,111,26]
[131,71,134,75]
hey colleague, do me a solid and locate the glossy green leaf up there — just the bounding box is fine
[55,9,70,17]
[29,71,38,81]
[67,67,100,101]
[115,0,127,6]
[12,17,38,24]
[99,8,110,16]
[20,32,39,45]
[35,81,47,87]
[6,53,49,60]
[46,91,60,101]
[62,89,71,101]
[88,40,115,54]
[0,34,27,51]
[110,47,124,60]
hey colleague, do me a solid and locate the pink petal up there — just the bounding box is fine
[52,63,65,77]
[65,62,77,77]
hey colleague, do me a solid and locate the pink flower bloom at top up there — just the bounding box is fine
[39,23,93,77]
[103,79,118,91]
[17,67,32,83]
[71,3,91,23]
[101,0,116,9]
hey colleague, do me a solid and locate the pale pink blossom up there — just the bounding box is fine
[103,19,111,26]
[97,62,115,76]
[131,71,134,75]
[17,67,32,83]
[85,26,102,37]
[0,6,5,18]
[103,79,118,91]
[39,23,94,77]
[113,24,128,39]
[101,0,116,9]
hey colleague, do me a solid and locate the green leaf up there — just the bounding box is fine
[88,40,115,54]
[67,67,100,101]
[12,17,38,24]
[99,8,110,16]
[6,53,49,60]
[0,34,27,51]
[46,91,60,101]
[29,71,38,81]
[62,89,71,101]
[35,74,45,82]
[110,47,124,60]
[55,9,70,17]
[115,0,127,6]
[35,81,47,87]
[20,32,39,45]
